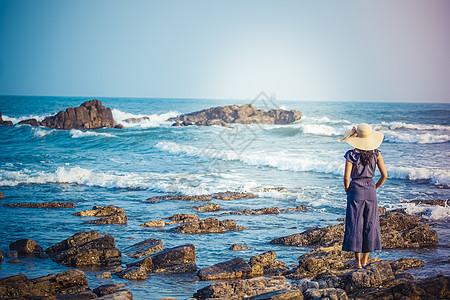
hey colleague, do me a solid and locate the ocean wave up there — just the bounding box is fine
[2,113,51,124]
[384,131,450,144]
[301,124,340,136]
[32,128,54,138]
[69,129,116,138]
[402,202,450,222]
[380,121,450,131]
[156,141,450,186]
[302,116,351,125]
[112,109,179,128]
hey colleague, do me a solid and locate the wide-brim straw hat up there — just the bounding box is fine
[338,123,384,150]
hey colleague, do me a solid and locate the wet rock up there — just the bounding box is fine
[96,271,112,279]
[247,289,303,300]
[124,116,150,123]
[378,206,387,216]
[174,217,245,234]
[140,219,165,227]
[97,290,133,299]
[225,207,280,215]
[169,104,302,126]
[191,203,221,212]
[7,259,21,263]
[0,192,4,199]
[46,231,121,268]
[341,261,395,294]
[19,100,116,130]
[164,213,200,224]
[387,258,424,274]
[229,243,250,251]
[258,187,288,192]
[249,251,276,268]
[128,244,196,273]
[2,202,75,208]
[0,249,3,262]
[0,269,89,298]
[271,210,439,249]
[193,276,294,299]
[352,274,449,299]
[409,199,449,206]
[0,111,13,126]
[280,205,308,213]
[304,288,347,300]
[6,250,18,258]
[74,205,128,225]
[118,266,147,281]
[146,194,212,202]
[9,238,45,257]
[93,283,126,296]
[123,238,163,259]
[249,251,290,276]
[210,191,259,200]
[197,257,253,280]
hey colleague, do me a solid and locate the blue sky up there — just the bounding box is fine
[0,0,449,102]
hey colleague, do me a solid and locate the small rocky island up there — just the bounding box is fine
[169,103,302,126]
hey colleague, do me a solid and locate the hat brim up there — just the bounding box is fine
[345,131,384,150]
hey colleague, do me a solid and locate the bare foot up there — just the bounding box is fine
[361,259,368,267]
[352,261,362,269]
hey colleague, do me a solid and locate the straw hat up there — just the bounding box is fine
[338,123,384,150]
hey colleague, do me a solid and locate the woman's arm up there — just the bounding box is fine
[344,160,353,193]
[376,153,388,189]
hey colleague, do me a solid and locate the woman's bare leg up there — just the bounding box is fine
[354,252,362,268]
[361,252,370,267]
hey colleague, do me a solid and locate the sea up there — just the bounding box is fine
[0,95,449,299]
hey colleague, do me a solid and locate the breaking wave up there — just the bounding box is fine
[69,129,116,138]
[112,109,179,128]
[384,131,450,144]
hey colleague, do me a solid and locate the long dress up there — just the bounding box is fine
[342,149,382,253]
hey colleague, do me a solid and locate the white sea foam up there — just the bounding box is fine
[384,131,450,144]
[2,114,50,124]
[302,116,351,125]
[301,124,340,136]
[387,166,450,186]
[32,128,54,138]
[112,109,179,128]
[380,121,450,131]
[402,202,450,222]
[70,129,116,138]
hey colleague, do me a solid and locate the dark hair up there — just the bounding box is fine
[360,150,374,166]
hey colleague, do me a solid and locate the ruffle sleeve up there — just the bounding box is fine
[374,149,380,157]
[344,149,358,164]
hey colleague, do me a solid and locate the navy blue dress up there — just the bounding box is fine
[342,149,382,253]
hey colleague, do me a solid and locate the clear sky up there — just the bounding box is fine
[0,0,449,102]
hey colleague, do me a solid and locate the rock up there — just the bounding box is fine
[280,205,308,213]
[341,261,395,293]
[164,213,200,224]
[0,111,13,126]
[304,288,347,300]
[197,257,253,280]
[123,238,163,259]
[191,203,221,212]
[2,202,75,208]
[46,231,121,268]
[352,274,449,299]
[249,251,290,276]
[211,191,259,200]
[124,116,150,123]
[387,258,424,274]
[46,230,102,257]
[9,238,45,257]
[96,271,112,279]
[247,290,303,300]
[146,194,212,202]
[169,104,302,126]
[259,187,288,192]
[128,244,196,274]
[5,250,18,258]
[114,124,125,129]
[20,100,116,130]
[229,243,250,251]
[225,207,280,215]
[249,251,277,268]
[378,206,387,216]
[140,219,165,227]
[193,276,293,299]
[7,259,21,263]
[0,192,4,198]
[0,269,89,298]
[174,217,245,234]
[271,210,439,249]
[93,283,126,296]
[97,290,133,299]
[118,266,147,281]
[0,249,3,262]
[409,199,449,206]
[74,205,128,225]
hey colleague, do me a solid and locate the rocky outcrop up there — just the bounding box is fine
[229,244,250,251]
[303,288,347,300]
[127,244,196,274]
[0,249,3,262]
[9,239,45,258]
[249,251,289,276]
[174,217,245,234]
[197,257,254,280]
[140,219,165,227]
[73,205,128,225]
[340,261,395,294]
[3,202,75,208]
[45,231,121,268]
[194,276,295,299]
[222,206,307,216]
[0,269,89,298]
[123,238,163,259]
[92,283,133,299]
[117,266,147,281]
[164,213,200,224]
[210,191,259,200]
[0,111,13,126]
[146,194,212,203]
[271,210,439,249]
[170,104,302,127]
[18,100,118,130]
[280,205,308,213]
[191,203,221,212]
[408,199,449,206]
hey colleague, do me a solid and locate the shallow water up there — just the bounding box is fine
[0,96,449,299]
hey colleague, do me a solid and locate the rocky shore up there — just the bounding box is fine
[0,193,448,299]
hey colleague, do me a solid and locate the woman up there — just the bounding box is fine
[338,123,388,268]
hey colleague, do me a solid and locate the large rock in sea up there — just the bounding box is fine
[0,111,13,126]
[45,230,121,268]
[18,99,118,130]
[9,238,45,258]
[73,205,128,225]
[169,104,302,126]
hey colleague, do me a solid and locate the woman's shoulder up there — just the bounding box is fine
[344,149,359,163]
[374,149,381,157]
